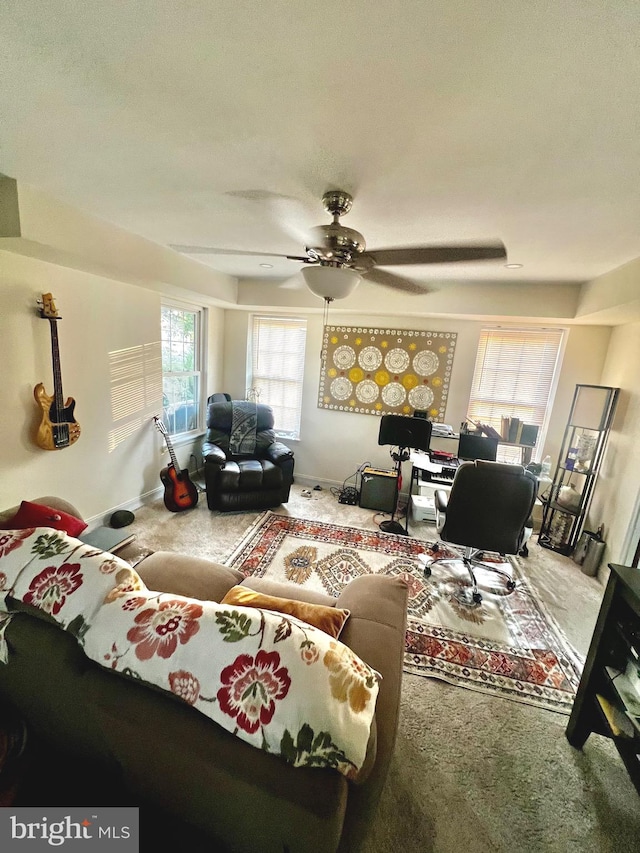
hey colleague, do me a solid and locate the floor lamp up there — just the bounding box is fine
[377,415,432,536]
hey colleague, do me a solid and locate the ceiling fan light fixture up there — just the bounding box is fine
[301,265,362,300]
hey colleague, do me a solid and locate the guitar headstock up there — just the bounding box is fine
[37,293,60,320]
[153,415,168,436]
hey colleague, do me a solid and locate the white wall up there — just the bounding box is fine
[0,250,225,522]
[223,309,612,489]
[587,322,640,568]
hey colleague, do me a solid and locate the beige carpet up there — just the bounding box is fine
[122,483,640,853]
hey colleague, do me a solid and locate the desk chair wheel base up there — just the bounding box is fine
[428,460,537,605]
[453,586,483,607]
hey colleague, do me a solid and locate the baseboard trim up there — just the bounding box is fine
[86,470,405,530]
[293,474,343,491]
[83,486,165,531]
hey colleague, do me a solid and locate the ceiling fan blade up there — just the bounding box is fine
[362,243,507,266]
[362,268,429,294]
[169,244,309,261]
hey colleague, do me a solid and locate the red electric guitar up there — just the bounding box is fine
[153,416,199,512]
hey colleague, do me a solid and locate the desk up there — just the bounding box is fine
[430,433,536,466]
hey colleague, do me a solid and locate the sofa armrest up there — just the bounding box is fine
[333,575,408,852]
[136,551,244,601]
[0,496,84,528]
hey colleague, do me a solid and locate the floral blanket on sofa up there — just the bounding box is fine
[0,527,379,778]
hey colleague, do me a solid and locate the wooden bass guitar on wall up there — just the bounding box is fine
[34,293,81,451]
[153,416,199,512]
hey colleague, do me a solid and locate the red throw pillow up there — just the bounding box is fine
[1,500,87,537]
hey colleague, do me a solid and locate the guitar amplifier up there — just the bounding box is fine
[359,467,398,513]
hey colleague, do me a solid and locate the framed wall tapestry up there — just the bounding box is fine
[318,325,457,419]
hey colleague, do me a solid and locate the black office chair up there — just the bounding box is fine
[424,460,537,604]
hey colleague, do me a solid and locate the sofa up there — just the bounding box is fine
[202,401,295,511]
[0,497,408,853]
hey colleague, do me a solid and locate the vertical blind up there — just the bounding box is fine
[250,315,307,439]
[467,327,565,434]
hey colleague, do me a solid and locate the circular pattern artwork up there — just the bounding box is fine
[381,382,407,407]
[319,326,456,416]
[330,377,353,400]
[408,386,435,409]
[384,348,410,373]
[333,345,356,369]
[358,346,383,371]
[413,350,439,376]
[402,373,419,390]
[355,380,379,404]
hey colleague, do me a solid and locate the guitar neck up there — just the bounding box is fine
[166,440,181,471]
[48,319,65,410]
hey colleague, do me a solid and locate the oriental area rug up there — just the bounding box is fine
[226,511,584,714]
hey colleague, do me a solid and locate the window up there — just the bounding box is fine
[161,303,204,436]
[248,315,307,440]
[467,327,564,462]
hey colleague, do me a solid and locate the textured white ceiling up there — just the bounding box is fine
[1,0,639,287]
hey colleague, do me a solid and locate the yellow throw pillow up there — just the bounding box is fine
[221,586,350,639]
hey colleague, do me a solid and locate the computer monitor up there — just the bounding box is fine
[378,415,432,452]
[457,433,498,462]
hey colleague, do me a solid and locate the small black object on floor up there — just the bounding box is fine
[110,509,135,528]
[379,518,409,536]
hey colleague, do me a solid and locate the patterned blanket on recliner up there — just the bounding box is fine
[229,400,258,455]
[0,528,378,778]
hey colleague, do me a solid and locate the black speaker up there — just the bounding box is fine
[359,467,398,513]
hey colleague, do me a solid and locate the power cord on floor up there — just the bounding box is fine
[189,453,206,493]
[333,461,371,505]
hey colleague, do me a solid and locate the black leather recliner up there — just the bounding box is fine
[202,401,295,511]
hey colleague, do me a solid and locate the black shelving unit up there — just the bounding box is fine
[566,563,640,794]
[538,384,619,556]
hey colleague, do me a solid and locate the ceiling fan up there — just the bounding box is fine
[171,189,507,298]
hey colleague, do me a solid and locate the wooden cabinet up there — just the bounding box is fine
[539,384,618,556]
[566,563,640,793]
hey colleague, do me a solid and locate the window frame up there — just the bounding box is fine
[247,314,307,441]
[160,300,207,440]
[466,325,566,463]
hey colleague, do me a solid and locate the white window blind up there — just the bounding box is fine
[467,327,564,456]
[249,315,307,440]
